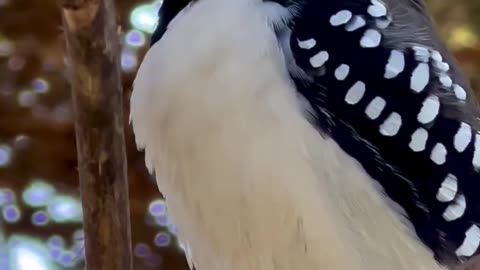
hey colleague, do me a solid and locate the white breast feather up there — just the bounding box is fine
[130,0,446,269]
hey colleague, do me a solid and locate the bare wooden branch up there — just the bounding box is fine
[59,0,133,269]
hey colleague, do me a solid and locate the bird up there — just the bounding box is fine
[129,0,480,269]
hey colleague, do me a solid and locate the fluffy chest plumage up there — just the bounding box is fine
[130,0,449,269]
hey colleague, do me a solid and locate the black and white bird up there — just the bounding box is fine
[130,0,480,269]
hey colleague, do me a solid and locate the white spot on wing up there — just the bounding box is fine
[379,112,402,136]
[298,38,316,50]
[430,50,443,62]
[345,16,366,32]
[436,174,458,202]
[330,10,353,26]
[409,127,428,152]
[442,194,466,221]
[434,61,450,72]
[453,84,467,101]
[454,123,472,153]
[456,225,480,257]
[365,97,386,120]
[413,46,430,62]
[345,81,366,105]
[368,0,387,17]
[418,95,440,124]
[360,29,382,48]
[430,143,447,165]
[334,64,350,81]
[310,51,329,68]
[473,133,480,170]
[411,63,430,93]
[439,75,453,88]
[385,50,405,79]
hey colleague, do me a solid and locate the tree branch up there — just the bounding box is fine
[59,0,133,269]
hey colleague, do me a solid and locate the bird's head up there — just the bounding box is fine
[149,0,299,47]
[150,0,192,46]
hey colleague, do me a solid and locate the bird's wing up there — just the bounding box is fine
[286,0,480,266]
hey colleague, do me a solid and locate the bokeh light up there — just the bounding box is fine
[154,215,169,226]
[49,247,62,262]
[72,230,84,242]
[22,180,56,207]
[148,199,166,217]
[0,38,13,57]
[48,235,65,249]
[129,1,161,34]
[13,134,31,150]
[0,144,12,168]
[47,196,82,224]
[0,188,15,206]
[2,204,21,223]
[121,49,138,72]
[154,232,170,247]
[32,78,50,94]
[58,251,76,268]
[8,236,59,270]
[7,56,25,71]
[125,30,146,48]
[134,243,150,258]
[31,211,49,226]
[17,90,37,107]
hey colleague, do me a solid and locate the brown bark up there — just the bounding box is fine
[59,0,133,270]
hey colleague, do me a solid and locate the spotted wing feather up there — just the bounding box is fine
[288,0,480,267]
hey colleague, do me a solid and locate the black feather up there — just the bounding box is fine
[288,0,480,268]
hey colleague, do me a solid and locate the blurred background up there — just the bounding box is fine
[0,0,478,269]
